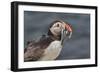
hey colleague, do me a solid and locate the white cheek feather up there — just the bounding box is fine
[38,41,62,61]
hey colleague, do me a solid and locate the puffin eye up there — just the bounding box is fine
[57,24,59,27]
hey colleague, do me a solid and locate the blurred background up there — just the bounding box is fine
[24,11,90,60]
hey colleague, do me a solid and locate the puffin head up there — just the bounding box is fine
[48,20,72,43]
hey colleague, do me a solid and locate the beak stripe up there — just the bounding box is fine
[65,24,72,32]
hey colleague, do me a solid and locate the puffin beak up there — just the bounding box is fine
[64,23,72,39]
[61,21,72,45]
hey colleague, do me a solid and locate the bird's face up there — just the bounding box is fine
[49,20,72,40]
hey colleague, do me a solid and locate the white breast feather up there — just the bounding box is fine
[38,41,62,61]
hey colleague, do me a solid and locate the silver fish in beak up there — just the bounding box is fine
[61,22,72,45]
[65,30,72,39]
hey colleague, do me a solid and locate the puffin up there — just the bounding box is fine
[24,20,72,62]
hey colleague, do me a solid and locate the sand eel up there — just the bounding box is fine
[24,20,72,61]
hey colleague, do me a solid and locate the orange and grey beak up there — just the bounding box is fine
[60,21,72,45]
[64,23,72,38]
